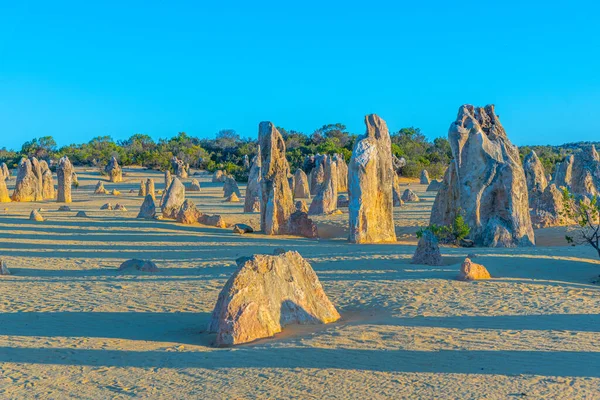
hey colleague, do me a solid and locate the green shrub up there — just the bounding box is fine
[416,215,471,246]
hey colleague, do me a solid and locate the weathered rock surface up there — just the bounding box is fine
[0,163,9,180]
[458,258,491,281]
[426,180,442,191]
[523,150,548,204]
[118,259,160,273]
[161,177,186,219]
[309,159,325,196]
[12,158,42,202]
[554,155,574,188]
[208,250,339,346]
[430,105,535,247]
[259,122,294,235]
[309,155,338,215]
[244,147,262,213]
[333,154,348,193]
[57,156,73,203]
[176,199,203,224]
[100,203,113,210]
[138,180,147,197]
[401,189,419,202]
[289,211,318,238]
[94,181,108,194]
[42,169,55,200]
[223,176,241,198]
[30,209,44,221]
[105,156,123,182]
[188,179,201,192]
[420,169,430,185]
[137,195,156,219]
[348,114,397,243]
[0,175,10,202]
[411,230,443,266]
[293,169,310,199]
[145,178,155,200]
[164,170,173,192]
[570,146,600,199]
[530,184,571,228]
[198,214,227,228]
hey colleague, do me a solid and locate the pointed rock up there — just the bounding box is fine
[12,158,42,202]
[188,179,201,192]
[293,169,310,199]
[57,156,73,203]
[309,155,338,215]
[161,177,186,219]
[420,169,430,185]
[430,105,534,247]
[348,114,397,243]
[244,147,262,212]
[412,230,443,266]
[29,209,44,221]
[401,189,419,202]
[223,176,241,198]
[105,157,123,182]
[137,195,156,219]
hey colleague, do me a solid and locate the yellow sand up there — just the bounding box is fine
[0,167,599,399]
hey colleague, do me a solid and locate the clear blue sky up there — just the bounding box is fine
[1,1,599,150]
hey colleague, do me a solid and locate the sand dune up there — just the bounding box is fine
[1,168,599,398]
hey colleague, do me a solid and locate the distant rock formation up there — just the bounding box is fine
[309,155,338,215]
[164,170,173,191]
[212,170,225,183]
[243,154,250,170]
[430,105,534,247]
[224,192,240,203]
[0,259,10,275]
[57,156,73,203]
[309,156,325,196]
[118,259,159,273]
[570,146,600,199]
[553,154,573,188]
[392,175,403,207]
[401,189,419,202]
[30,209,44,221]
[138,180,146,197]
[208,250,340,346]
[411,230,442,266]
[188,179,201,192]
[420,169,430,185]
[0,163,9,180]
[137,195,156,219]
[530,184,571,228]
[171,157,189,179]
[176,199,203,224]
[293,169,310,199]
[145,178,155,200]
[259,122,295,235]
[523,150,548,204]
[348,114,397,243]
[333,154,348,192]
[0,170,10,203]
[223,176,241,198]
[94,181,108,194]
[105,156,122,183]
[244,147,262,213]
[458,258,491,281]
[161,177,185,218]
[100,203,113,210]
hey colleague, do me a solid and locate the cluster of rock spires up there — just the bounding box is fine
[258,122,318,238]
[105,157,122,183]
[9,156,73,203]
[244,147,262,213]
[308,155,338,215]
[430,105,535,247]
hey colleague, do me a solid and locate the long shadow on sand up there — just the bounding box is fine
[0,312,212,345]
[0,345,598,377]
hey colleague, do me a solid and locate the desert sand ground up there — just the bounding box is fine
[1,167,600,399]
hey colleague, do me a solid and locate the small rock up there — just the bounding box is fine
[458,258,491,281]
[29,210,44,221]
[401,189,419,202]
[100,203,113,210]
[75,211,88,218]
[117,259,160,273]
[233,224,254,234]
[0,259,10,275]
[58,206,71,211]
[114,203,127,211]
[224,193,240,203]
